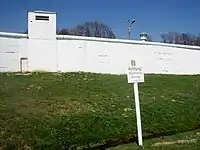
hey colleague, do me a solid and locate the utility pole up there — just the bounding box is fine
[128,20,131,40]
[127,19,136,40]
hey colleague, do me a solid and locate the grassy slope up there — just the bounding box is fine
[0,72,200,149]
[109,129,200,150]
[109,130,200,150]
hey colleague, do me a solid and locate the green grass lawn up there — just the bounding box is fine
[0,72,200,149]
[109,129,200,150]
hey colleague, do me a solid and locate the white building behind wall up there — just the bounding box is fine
[0,10,200,74]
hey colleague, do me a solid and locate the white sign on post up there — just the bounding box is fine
[127,60,144,149]
[127,60,144,83]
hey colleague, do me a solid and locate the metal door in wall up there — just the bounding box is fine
[0,52,19,72]
[20,58,28,72]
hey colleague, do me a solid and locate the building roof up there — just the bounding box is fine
[0,31,200,51]
[140,32,147,36]
[28,10,56,14]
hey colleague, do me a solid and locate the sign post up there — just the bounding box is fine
[127,60,144,149]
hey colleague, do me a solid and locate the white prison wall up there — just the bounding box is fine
[0,10,200,74]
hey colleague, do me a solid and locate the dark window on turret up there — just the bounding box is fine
[35,15,49,21]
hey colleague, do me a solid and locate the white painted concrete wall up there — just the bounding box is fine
[28,39,57,72]
[0,36,28,72]
[1,32,200,74]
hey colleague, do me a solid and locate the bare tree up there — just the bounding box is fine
[147,35,152,42]
[160,33,170,43]
[195,35,200,46]
[160,32,200,46]
[58,21,116,39]
[160,32,180,44]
